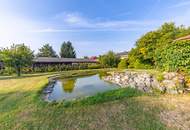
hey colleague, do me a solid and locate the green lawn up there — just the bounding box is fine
[0,69,188,130]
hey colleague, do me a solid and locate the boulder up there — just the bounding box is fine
[103,71,186,94]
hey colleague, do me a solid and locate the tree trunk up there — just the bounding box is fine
[16,66,21,77]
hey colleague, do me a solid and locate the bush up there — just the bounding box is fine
[99,51,120,68]
[155,40,190,71]
[156,73,164,81]
[1,67,15,75]
[118,59,128,69]
[127,22,190,71]
[88,64,102,69]
[20,63,102,73]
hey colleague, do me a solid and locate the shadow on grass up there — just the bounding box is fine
[41,88,169,130]
[0,86,170,130]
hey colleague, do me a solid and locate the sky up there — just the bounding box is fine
[0,0,190,57]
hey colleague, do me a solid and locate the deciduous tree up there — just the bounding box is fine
[0,44,34,76]
[99,51,120,68]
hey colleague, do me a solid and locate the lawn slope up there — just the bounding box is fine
[0,70,187,130]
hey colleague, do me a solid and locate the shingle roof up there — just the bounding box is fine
[116,51,128,56]
[33,57,97,63]
[175,35,190,41]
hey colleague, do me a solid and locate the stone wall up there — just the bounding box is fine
[103,71,185,94]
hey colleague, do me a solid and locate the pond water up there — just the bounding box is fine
[47,74,119,101]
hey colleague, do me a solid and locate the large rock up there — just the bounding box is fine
[103,71,186,94]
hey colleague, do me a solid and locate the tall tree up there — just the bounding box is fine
[127,22,190,70]
[37,44,57,57]
[0,44,34,76]
[60,41,76,58]
[83,56,89,59]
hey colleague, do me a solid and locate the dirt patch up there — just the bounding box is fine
[159,95,190,130]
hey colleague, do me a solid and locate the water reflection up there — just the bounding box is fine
[48,74,119,101]
[61,79,76,93]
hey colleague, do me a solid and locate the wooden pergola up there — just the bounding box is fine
[32,57,98,67]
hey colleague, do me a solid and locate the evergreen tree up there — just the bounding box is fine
[37,44,57,57]
[60,41,76,58]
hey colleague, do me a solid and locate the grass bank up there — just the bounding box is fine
[0,69,188,130]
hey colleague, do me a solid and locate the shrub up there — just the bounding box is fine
[1,67,15,75]
[155,40,190,71]
[127,22,190,71]
[26,63,101,73]
[156,73,164,82]
[88,64,102,69]
[118,59,128,69]
[99,51,120,68]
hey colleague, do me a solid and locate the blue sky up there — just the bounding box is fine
[0,0,190,57]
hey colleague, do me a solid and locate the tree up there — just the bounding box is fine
[99,51,120,68]
[37,44,57,57]
[83,56,89,59]
[127,22,190,69]
[118,59,128,69]
[0,44,34,76]
[60,41,76,58]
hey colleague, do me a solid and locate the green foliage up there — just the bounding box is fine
[37,44,57,57]
[83,56,89,59]
[155,40,190,71]
[60,41,76,58]
[32,64,86,72]
[31,63,101,73]
[2,67,15,75]
[99,51,120,68]
[127,22,190,71]
[156,73,164,82]
[118,59,128,69]
[0,44,34,76]
[87,64,102,69]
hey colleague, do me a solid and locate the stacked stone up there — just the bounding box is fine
[104,71,185,94]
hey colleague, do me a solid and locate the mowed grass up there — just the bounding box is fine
[0,69,188,130]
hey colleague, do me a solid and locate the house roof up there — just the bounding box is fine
[116,51,128,56]
[175,35,190,41]
[33,57,97,63]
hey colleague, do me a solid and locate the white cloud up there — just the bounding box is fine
[34,12,163,33]
[54,12,90,27]
[169,1,190,8]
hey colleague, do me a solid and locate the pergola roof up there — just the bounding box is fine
[33,57,97,63]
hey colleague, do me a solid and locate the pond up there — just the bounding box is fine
[45,74,120,101]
